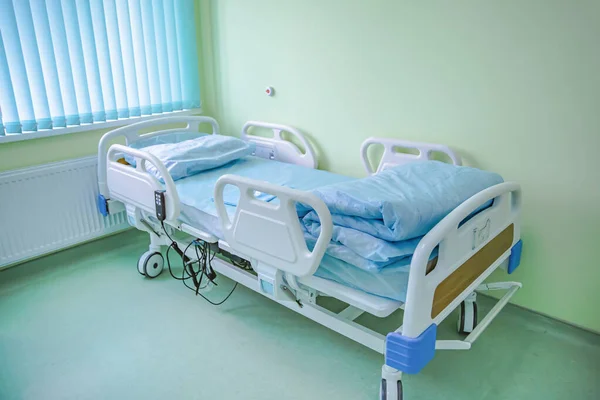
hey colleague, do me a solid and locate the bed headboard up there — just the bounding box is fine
[361,137,462,175]
[98,116,219,198]
[241,121,317,169]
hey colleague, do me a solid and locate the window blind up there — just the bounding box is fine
[0,0,200,135]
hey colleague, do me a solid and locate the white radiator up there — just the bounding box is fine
[0,156,129,268]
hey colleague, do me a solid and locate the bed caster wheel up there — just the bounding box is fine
[380,378,403,400]
[381,366,403,400]
[138,251,164,278]
[457,300,478,334]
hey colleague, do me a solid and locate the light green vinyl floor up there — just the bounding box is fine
[1,230,599,400]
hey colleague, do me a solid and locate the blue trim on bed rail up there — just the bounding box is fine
[385,324,437,374]
[98,194,109,217]
[507,240,523,274]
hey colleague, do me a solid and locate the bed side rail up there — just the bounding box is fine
[105,144,180,222]
[361,137,462,175]
[214,175,331,278]
[242,121,317,169]
[98,116,219,198]
[401,182,522,339]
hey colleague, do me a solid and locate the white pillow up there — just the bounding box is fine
[125,135,255,182]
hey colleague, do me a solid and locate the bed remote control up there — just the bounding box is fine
[154,190,166,221]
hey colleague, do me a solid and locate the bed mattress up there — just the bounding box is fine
[173,156,415,301]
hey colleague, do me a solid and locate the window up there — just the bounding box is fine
[0,0,200,137]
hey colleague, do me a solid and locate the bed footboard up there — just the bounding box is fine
[385,182,522,375]
[405,182,521,335]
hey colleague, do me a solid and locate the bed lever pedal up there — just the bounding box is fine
[139,219,159,236]
[279,284,302,307]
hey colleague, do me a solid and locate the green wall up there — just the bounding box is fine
[0,128,112,172]
[205,0,600,331]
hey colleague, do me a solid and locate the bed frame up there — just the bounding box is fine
[97,116,523,400]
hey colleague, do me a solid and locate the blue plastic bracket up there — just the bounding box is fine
[98,194,109,217]
[507,239,523,274]
[385,323,437,374]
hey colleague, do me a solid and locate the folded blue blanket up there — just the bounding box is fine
[297,161,503,272]
[302,223,422,271]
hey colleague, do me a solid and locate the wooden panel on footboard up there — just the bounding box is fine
[431,224,515,318]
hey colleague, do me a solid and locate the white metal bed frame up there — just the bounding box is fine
[97,116,523,399]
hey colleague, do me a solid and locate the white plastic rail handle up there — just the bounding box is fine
[241,121,317,169]
[214,174,332,277]
[361,137,462,175]
[124,116,220,145]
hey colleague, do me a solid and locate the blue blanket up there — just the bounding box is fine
[297,161,503,272]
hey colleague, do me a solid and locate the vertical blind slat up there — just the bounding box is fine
[0,34,20,134]
[90,0,117,120]
[46,0,80,126]
[164,0,182,111]
[76,0,105,122]
[103,0,129,119]
[152,0,172,113]
[30,0,65,127]
[114,0,140,117]
[140,0,162,114]
[128,0,152,115]
[62,0,93,124]
[0,0,35,133]
[175,0,201,109]
[0,0,200,136]
[13,0,51,130]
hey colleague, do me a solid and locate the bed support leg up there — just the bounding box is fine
[148,231,162,253]
[380,365,403,400]
[125,205,166,253]
[382,323,437,399]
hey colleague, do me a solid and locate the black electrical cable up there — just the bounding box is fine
[160,221,176,242]
[182,277,238,306]
[231,258,252,271]
[166,241,198,282]
[160,221,238,306]
[166,242,187,281]
[194,245,210,290]
[162,221,196,281]
[181,239,202,291]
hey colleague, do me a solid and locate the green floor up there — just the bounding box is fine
[1,231,598,400]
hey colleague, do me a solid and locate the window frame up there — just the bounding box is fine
[0,108,202,144]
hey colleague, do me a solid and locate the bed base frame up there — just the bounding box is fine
[97,116,523,400]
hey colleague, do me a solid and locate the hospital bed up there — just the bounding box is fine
[97,116,523,399]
